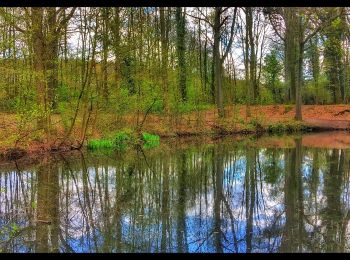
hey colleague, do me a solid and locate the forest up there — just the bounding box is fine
[0,7,350,156]
[2,7,350,254]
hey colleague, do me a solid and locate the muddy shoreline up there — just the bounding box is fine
[1,126,350,168]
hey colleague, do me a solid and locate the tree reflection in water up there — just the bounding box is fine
[0,138,350,253]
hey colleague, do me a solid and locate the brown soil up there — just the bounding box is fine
[140,104,350,135]
[1,104,350,160]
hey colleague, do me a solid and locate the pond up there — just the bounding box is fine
[0,132,350,253]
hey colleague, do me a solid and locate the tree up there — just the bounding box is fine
[263,49,283,103]
[322,8,346,103]
[160,7,170,114]
[267,7,341,120]
[212,7,237,117]
[176,7,187,102]
[306,35,321,104]
[0,7,76,134]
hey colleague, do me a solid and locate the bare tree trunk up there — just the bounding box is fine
[213,7,224,118]
[46,8,59,110]
[176,7,187,102]
[101,8,109,103]
[160,7,169,114]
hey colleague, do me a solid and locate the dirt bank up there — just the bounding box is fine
[1,104,350,161]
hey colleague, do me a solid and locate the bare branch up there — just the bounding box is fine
[0,8,26,33]
[56,7,76,34]
[268,12,285,42]
[185,11,213,27]
[221,7,238,63]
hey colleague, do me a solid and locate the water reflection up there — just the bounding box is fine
[0,137,350,253]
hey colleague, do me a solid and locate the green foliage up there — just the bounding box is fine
[267,121,305,134]
[87,130,161,151]
[31,201,37,209]
[121,55,136,95]
[303,75,331,104]
[1,7,350,153]
[114,129,137,150]
[57,102,72,130]
[257,87,275,104]
[57,83,71,102]
[87,139,115,149]
[232,80,248,104]
[262,50,283,103]
[150,99,164,113]
[248,116,265,131]
[263,155,282,184]
[10,223,19,236]
[142,132,160,149]
[116,88,136,114]
[323,12,345,104]
[267,123,287,133]
[142,132,160,142]
[176,102,212,114]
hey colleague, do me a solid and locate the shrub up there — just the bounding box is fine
[142,132,160,149]
[267,121,305,134]
[114,129,137,150]
[142,132,160,142]
[87,130,160,150]
[87,139,114,149]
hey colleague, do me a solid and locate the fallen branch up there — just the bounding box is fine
[137,98,157,133]
[334,109,350,116]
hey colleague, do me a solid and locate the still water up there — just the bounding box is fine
[0,134,350,253]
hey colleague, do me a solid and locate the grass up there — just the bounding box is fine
[87,139,115,149]
[142,132,160,142]
[115,129,136,150]
[87,130,160,150]
[142,132,160,149]
[267,121,305,134]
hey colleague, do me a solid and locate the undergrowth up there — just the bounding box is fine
[87,130,160,150]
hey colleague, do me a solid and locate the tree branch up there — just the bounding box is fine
[186,8,213,27]
[302,11,343,45]
[268,12,285,42]
[221,7,238,63]
[56,7,76,34]
[0,8,26,33]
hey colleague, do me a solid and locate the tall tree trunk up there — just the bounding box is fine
[295,15,304,121]
[309,36,320,104]
[284,8,297,103]
[247,7,258,101]
[176,7,187,102]
[101,8,109,103]
[31,8,50,135]
[323,8,344,104]
[46,8,59,110]
[113,7,121,93]
[160,7,169,114]
[213,7,224,118]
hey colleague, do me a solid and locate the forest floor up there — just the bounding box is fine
[1,104,350,160]
[133,104,350,136]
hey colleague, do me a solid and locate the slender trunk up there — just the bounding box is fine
[176,7,187,102]
[295,15,303,121]
[160,7,169,114]
[213,7,224,118]
[47,8,59,110]
[102,8,109,103]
